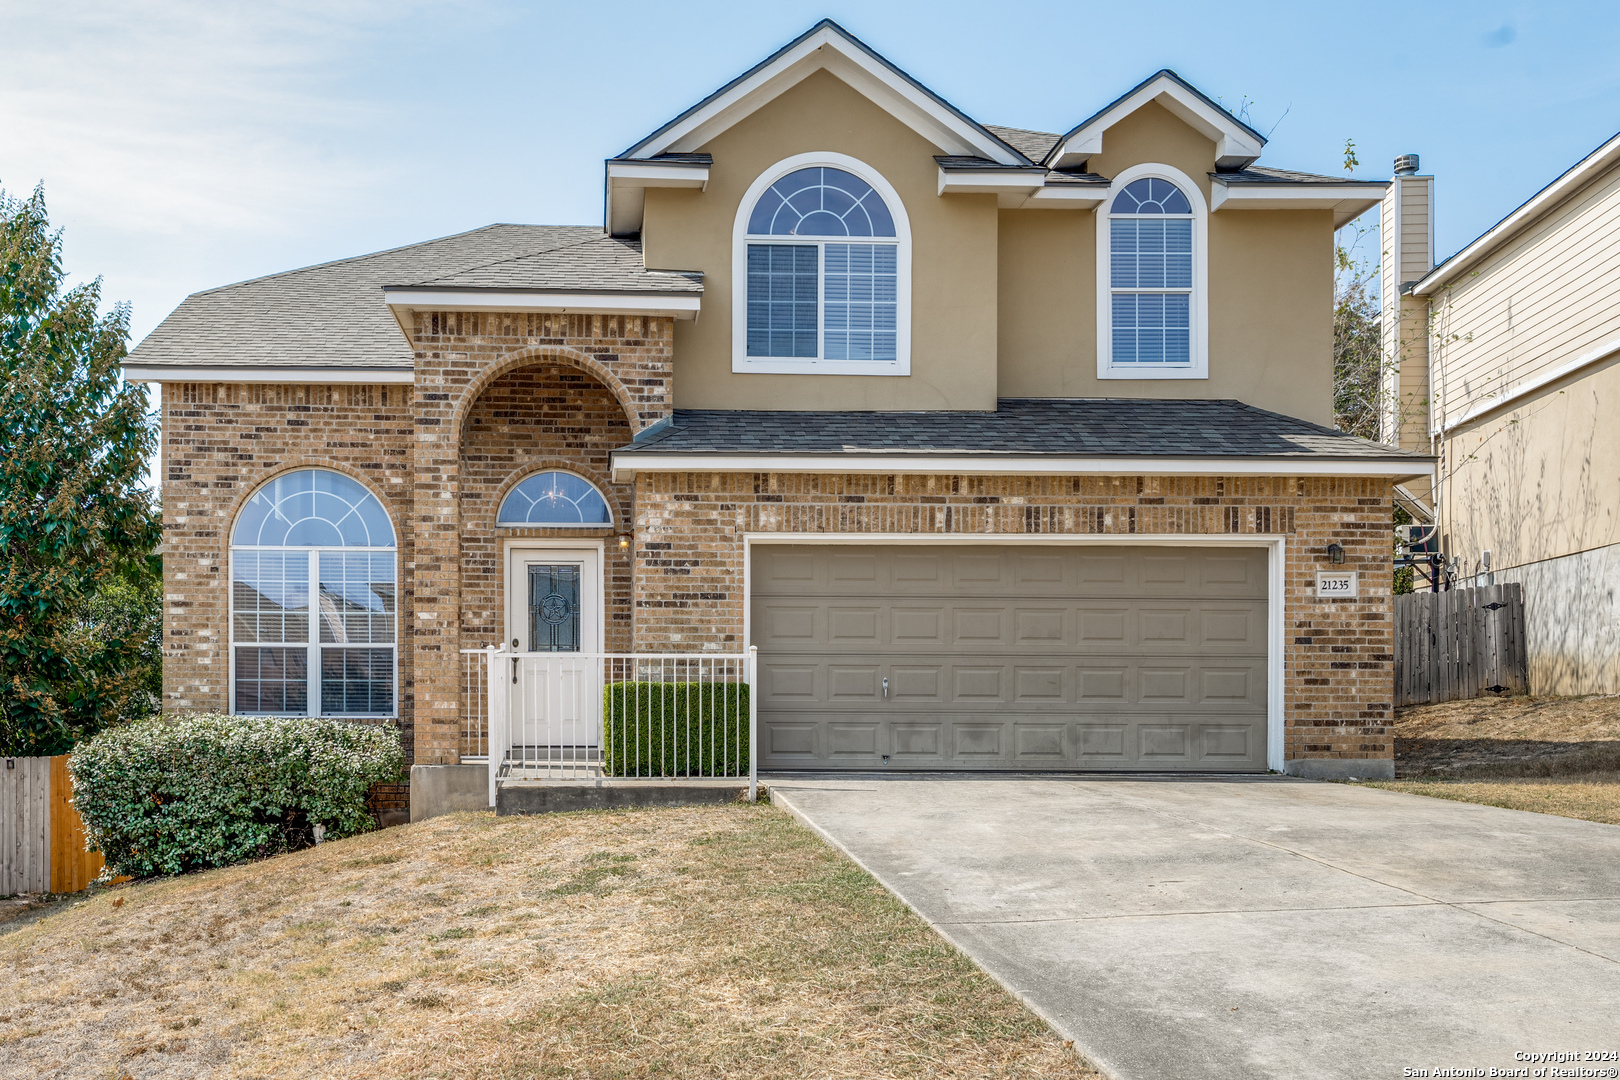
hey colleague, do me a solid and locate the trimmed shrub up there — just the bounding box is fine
[603,682,749,777]
[68,713,406,878]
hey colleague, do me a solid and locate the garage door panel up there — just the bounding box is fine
[1139,724,1194,761]
[767,723,819,757]
[759,655,1266,710]
[827,723,879,756]
[752,545,1268,772]
[828,665,880,699]
[892,606,946,644]
[828,606,881,644]
[1077,723,1130,759]
[891,665,943,700]
[1016,724,1069,760]
[762,663,818,700]
[1015,666,1067,700]
[891,723,943,758]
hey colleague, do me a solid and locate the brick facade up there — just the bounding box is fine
[458,362,638,658]
[409,313,675,763]
[161,311,1394,775]
[161,312,675,766]
[160,382,419,754]
[633,472,1395,769]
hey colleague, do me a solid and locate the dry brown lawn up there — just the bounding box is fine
[1361,694,1620,827]
[0,802,1097,1080]
[1367,775,1620,825]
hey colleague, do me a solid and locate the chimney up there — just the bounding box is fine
[1379,153,1435,478]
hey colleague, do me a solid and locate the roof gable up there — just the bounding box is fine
[620,20,1027,166]
[1044,70,1264,172]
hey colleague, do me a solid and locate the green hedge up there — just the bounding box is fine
[67,713,406,878]
[603,682,749,777]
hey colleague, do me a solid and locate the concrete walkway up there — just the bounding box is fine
[768,776,1620,1080]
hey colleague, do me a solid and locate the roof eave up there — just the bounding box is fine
[381,287,703,320]
[1044,69,1267,172]
[1415,128,1620,295]
[609,449,1433,483]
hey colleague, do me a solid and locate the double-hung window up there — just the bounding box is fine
[1111,178,1193,364]
[1099,170,1207,378]
[230,469,397,717]
[738,162,907,374]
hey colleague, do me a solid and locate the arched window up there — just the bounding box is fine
[1098,166,1208,379]
[497,471,612,526]
[733,154,911,375]
[230,469,396,717]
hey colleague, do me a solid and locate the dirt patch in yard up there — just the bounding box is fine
[1360,695,1620,827]
[0,803,1097,1080]
[1392,694,1620,779]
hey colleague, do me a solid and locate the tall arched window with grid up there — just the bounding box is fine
[230,469,397,716]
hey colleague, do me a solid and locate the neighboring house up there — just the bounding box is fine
[1383,133,1620,695]
[125,20,1423,780]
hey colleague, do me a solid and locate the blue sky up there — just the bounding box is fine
[3,0,1618,344]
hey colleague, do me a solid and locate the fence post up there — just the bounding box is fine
[488,645,505,810]
[747,646,759,803]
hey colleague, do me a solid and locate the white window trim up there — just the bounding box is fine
[732,151,912,377]
[1096,162,1209,380]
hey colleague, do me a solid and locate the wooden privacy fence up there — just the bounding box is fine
[1,755,110,895]
[1394,583,1529,707]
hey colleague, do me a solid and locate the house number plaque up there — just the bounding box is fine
[1315,571,1359,599]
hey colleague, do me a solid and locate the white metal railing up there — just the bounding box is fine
[460,647,759,808]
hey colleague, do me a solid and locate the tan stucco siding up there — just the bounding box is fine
[1441,352,1620,569]
[998,100,1334,424]
[1085,101,1218,205]
[642,69,999,411]
[1431,163,1620,432]
[995,209,1096,395]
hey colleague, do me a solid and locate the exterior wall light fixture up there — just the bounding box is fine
[1326,542,1345,564]
[618,535,631,552]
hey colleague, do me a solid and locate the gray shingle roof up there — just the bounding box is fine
[621,398,1429,463]
[128,225,699,371]
[1213,166,1384,185]
[985,125,1060,163]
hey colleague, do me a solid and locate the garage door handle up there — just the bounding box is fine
[882,676,889,699]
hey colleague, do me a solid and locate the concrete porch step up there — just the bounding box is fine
[497,778,753,815]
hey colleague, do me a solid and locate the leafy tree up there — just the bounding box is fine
[1334,240,1383,440]
[1,184,161,756]
[1333,139,1384,440]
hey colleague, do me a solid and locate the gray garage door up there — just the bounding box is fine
[751,545,1269,772]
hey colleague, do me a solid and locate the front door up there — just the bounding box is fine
[505,546,602,759]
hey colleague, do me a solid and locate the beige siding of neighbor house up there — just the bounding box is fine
[1441,352,1620,568]
[1434,156,1620,568]
[642,68,1000,412]
[1431,164,1620,434]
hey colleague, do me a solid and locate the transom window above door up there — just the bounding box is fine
[734,156,911,376]
[497,471,612,527]
[230,469,396,718]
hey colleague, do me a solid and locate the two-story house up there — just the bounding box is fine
[1380,132,1620,696]
[124,21,1424,782]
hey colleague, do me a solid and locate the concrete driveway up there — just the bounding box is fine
[768,776,1620,1080]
